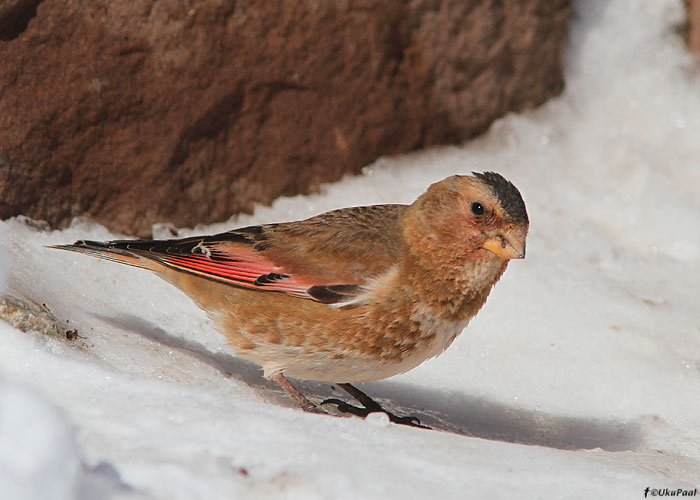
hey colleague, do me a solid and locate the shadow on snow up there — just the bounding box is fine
[97,312,642,452]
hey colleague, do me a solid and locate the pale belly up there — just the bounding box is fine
[280,317,468,382]
[227,305,469,383]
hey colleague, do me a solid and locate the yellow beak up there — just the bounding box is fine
[482,228,527,260]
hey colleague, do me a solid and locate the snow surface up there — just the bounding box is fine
[2,0,700,498]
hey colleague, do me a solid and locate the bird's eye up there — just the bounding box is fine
[471,202,485,216]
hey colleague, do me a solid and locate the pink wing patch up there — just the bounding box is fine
[158,244,314,299]
[57,235,366,305]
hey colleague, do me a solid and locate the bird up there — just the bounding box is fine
[50,172,528,426]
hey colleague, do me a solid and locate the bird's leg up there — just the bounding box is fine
[271,374,427,427]
[323,383,429,428]
[270,373,324,413]
[338,383,383,411]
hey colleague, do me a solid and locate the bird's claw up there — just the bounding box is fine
[395,415,425,427]
[321,398,429,428]
[322,398,371,417]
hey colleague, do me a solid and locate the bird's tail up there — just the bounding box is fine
[48,240,159,271]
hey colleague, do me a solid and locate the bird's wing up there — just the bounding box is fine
[52,204,406,305]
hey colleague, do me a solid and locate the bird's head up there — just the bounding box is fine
[404,172,529,263]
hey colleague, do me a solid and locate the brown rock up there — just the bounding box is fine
[685,0,700,55]
[0,0,569,236]
[0,0,41,41]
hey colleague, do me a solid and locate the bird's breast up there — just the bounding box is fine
[408,301,469,356]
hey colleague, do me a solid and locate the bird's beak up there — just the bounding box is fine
[482,227,527,260]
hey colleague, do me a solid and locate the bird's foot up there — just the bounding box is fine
[271,374,428,428]
[300,401,328,415]
[321,398,429,428]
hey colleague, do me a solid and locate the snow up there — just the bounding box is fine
[2,0,700,498]
[0,377,140,500]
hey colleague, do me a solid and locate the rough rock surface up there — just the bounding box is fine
[0,0,569,236]
[686,0,700,54]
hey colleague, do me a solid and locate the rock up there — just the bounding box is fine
[685,0,700,55]
[0,0,569,236]
[0,295,83,344]
[0,0,41,41]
